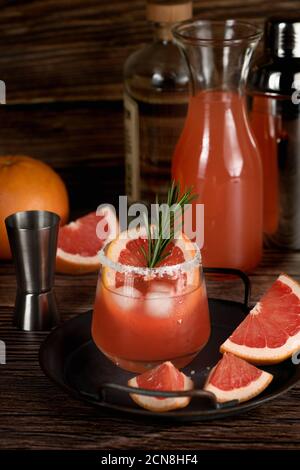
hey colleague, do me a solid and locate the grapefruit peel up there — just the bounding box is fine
[56,207,119,274]
[221,274,300,364]
[204,353,273,403]
[128,361,194,412]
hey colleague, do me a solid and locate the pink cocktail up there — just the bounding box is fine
[92,239,210,373]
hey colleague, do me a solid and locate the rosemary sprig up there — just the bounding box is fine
[141,181,197,268]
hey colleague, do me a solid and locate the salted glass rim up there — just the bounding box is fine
[98,241,201,275]
[172,19,263,46]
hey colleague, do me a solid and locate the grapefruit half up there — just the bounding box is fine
[103,226,198,288]
[128,361,194,412]
[221,274,300,364]
[204,353,273,403]
[56,208,119,274]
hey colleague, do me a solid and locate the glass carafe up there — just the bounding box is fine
[172,20,263,271]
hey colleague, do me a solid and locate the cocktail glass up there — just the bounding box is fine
[92,241,210,373]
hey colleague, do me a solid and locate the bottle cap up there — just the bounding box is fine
[146,0,193,24]
[265,15,300,58]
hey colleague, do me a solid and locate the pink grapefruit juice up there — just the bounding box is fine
[92,276,210,373]
[249,94,281,235]
[172,90,263,271]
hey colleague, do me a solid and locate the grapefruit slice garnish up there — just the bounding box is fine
[204,353,273,403]
[221,274,300,364]
[56,207,119,274]
[128,361,194,412]
[102,226,198,288]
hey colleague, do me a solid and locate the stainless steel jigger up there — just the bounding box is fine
[5,210,60,331]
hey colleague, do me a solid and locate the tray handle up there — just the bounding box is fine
[95,382,238,410]
[203,267,251,309]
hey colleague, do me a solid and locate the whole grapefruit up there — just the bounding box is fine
[0,155,69,259]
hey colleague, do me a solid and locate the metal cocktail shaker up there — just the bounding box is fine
[248,15,300,249]
[5,210,60,331]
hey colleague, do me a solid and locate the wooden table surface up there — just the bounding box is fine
[0,0,299,451]
[0,250,299,450]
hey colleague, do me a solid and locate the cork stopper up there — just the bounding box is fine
[146,0,193,24]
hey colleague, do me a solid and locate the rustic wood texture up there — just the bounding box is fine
[0,0,300,451]
[0,0,299,211]
[0,251,300,450]
[0,103,124,211]
[0,0,298,104]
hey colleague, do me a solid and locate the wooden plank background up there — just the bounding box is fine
[0,2,300,449]
[0,0,299,211]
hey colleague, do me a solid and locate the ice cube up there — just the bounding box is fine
[145,291,174,318]
[148,281,175,294]
[109,285,142,312]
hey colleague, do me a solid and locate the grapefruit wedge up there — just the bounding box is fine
[221,274,300,364]
[56,208,119,274]
[102,226,198,288]
[204,353,273,403]
[128,361,194,412]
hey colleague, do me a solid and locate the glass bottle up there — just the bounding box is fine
[248,16,300,248]
[124,0,192,204]
[172,20,263,271]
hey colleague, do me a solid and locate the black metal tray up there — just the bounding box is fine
[39,268,300,421]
